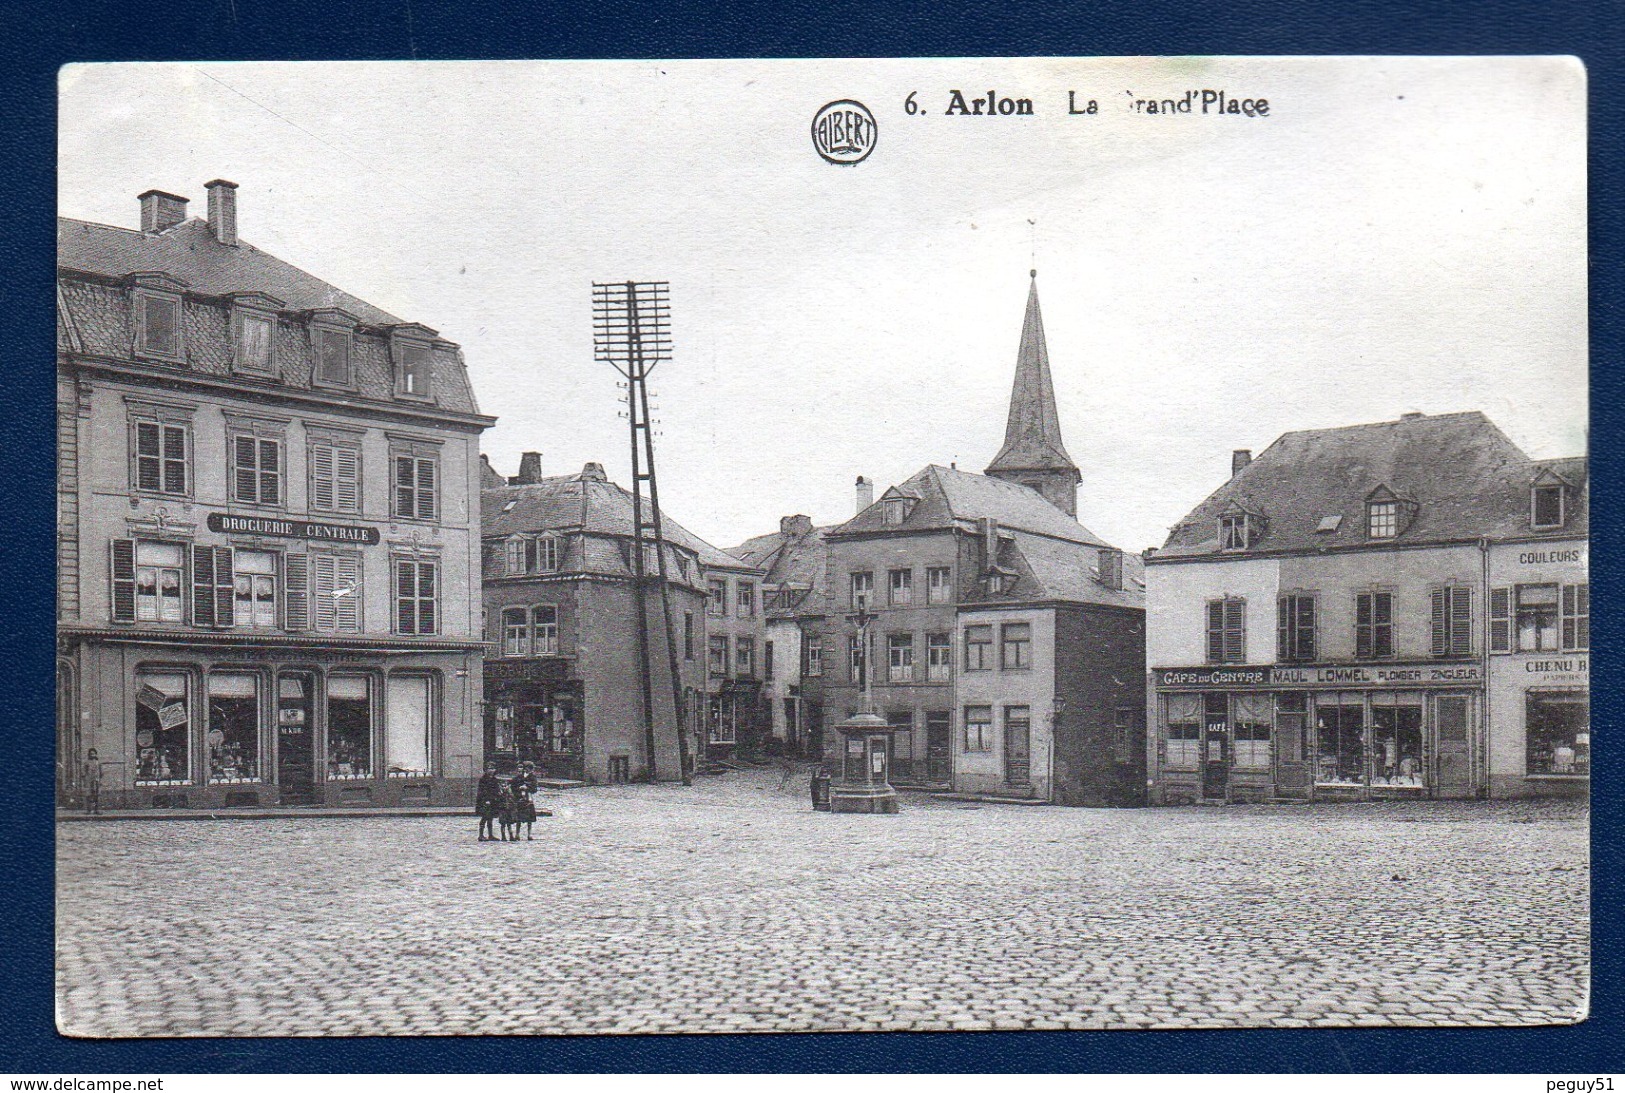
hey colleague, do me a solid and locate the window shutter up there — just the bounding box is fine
[395,456,416,518]
[259,440,280,505]
[110,539,137,623]
[1277,597,1290,660]
[418,561,436,634]
[214,546,235,628]
[1224,599,1246,663]
[396,560,415,633]
[1297,597,1316,660]
[1448,587,1471,655]
[335,447,360,513]
[234,436,258,502]
[1207,601,1225,662]
[335,555,361,632]
[134,422,162,491]
[1489,587,1511,653]
[282,552,308,631]
[191,545,217,627]
[162,426,187,494]
[416,459,436,521]
[1355,593,1373,659]
[1430,588,1447,656]
[312,554,337,631]
[311,444,335,510]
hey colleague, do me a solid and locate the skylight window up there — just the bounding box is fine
[1316,515,1343,533]
[501,499,518,513]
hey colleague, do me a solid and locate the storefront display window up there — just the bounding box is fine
[1315,693,1365,785]
[327,675,372,779]
[207,672,260,783]
[1164,694,1201,769]
[1370,695,1424,788]
[134,669,190,783]
[1527,691,1588,776]
[385,675,432,776]
[1232,693,1272,768]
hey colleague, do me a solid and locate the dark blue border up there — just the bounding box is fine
[4,0,1619,1074]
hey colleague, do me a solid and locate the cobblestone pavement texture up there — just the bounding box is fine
[56,768,1589,1036]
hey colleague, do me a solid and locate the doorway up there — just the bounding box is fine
[1003,706,1031,786]
[277,672,316,805]
[925,712,952,783]
[1202,693,1229,800]
[1434,694,1474,798]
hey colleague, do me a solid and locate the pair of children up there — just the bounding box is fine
[476,761,545,841]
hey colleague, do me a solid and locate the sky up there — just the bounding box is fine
[58,57,1587,552]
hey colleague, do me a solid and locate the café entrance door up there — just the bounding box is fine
[1202,693,1229,800]
[277,672,316,805]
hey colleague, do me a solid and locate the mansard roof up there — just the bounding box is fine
[1155,411,1587,559]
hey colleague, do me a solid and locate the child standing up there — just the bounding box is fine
[475,761,503,841]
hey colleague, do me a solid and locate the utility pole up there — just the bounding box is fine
[593,280,692,785]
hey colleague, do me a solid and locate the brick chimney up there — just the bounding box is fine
[979,516,999,566]
[509,451,543,485]
[205,179,239,245]
[780,514,813,539]
[855,475,874,514]
[139,190,189,234]
[1231,449,1252,478]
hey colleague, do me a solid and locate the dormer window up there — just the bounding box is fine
[128,274,188,363]
[228,293,283,378]
[1219,513,1252,551]
[390,325,438,401]
[308,311,359,389]
[1532,484,1566,529]
[1367,501,1399,539]
[884,498,907,526]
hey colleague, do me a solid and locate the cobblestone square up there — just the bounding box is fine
[56,768,1589,1036]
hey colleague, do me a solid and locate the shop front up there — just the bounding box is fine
[1153,661,1486,804]
[482,657,583,781]
[63,632,481,810]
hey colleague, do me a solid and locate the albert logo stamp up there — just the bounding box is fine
[811,99,877,164]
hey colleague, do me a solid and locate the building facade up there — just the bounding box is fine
[57,182,493,810]
[480,454,760,782]
[1145,413,1588,804]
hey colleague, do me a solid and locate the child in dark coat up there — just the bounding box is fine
[475,762,504,841]
[510,762,540,841]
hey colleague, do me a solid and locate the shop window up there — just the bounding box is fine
[384,675,432,776]
[1000,622,1032,670]
[889,568,913,606]
[134,670,190,784]
[1561,584,1589,651]
[735,636,755,678]
[1277,594,1317,662]
[309,440,361,514]
[207,672,260,784]
[311,552,362,634]
[1232,693,1272,769]
[1526,692,1588,776]
[850,571,874,609]
[133,541,186,623]
[708,695,737,745]
[394,558,438,635]
[233,309,276,376]
[502,606,530,656]
[804,634,824,677]
[1206,598,1247,664]
[1355,591,1394,658]
[708,578,728,617]
[533,605,558,654]
[964,705,994,752]
[1370,697,1424,788]
[232,550,278,629]
[926,632,952,681]
[230,434,281,505]
[963,624,993,671]
[326,676,372,779]
[1429,586,1472,657]
[926,566,953,605]
[1531,485,1565,529]
[547,699,581,756]
[132,418,189,496]
[708,635,729,676]
[1314,694,1366,786]
[393,455,438,521]
[1164,694,1202,770]
[887,633,914,682]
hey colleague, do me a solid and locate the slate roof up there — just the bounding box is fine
[726,519,833,613]
[980,529,1146,611]
[986,273,1078,476]
[57,215,484,417]
[833,464,1111,546]
[1155,412,1588,560]
[482,465,754,574]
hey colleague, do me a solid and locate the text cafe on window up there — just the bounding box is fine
[1153,662,1486,804]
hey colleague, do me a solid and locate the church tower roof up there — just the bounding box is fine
[984,271,1082,515]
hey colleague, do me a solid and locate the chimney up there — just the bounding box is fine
[855,475,874,514]
[780,514,813,539]
[979,516,999,565]
[205,179,239,245]
[580,462,608,482]
[1097,547,1124,591]
[1401,411,1424,421]
[138,189,189,234]
[1231,449,1252,477]
[510,451,543,485]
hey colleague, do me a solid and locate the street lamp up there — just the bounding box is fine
[827,594,901,814]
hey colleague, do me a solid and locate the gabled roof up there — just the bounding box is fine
[833,464,1110,547]
[1156,412,1587,559]
[482,465,752,573]
[726,519,833,598]
[969,530,1145,610]
[985,273,1078,476]
[59,217,404,326]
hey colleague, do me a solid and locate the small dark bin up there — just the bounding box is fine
[810,767,831,811]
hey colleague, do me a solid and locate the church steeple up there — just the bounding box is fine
[985,270,1082,516]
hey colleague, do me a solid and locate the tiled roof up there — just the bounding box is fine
[482,467,754,574]
[1155,412,1587,559]
[833,464,1111,547]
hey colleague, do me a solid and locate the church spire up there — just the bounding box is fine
[985,270,1082,516]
